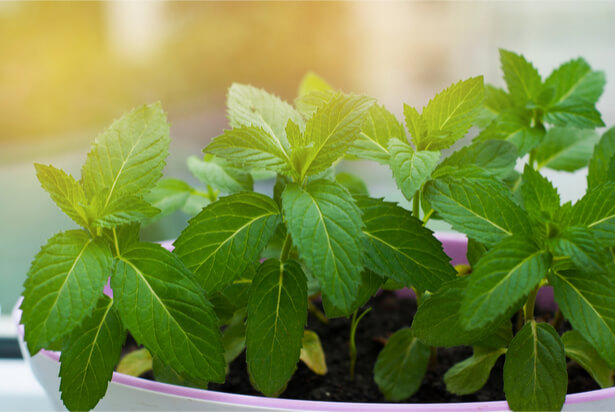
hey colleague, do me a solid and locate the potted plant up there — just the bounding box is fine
[15,49,615,411]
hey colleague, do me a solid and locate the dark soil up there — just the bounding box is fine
[123,291,601,403]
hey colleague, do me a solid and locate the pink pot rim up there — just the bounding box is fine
[12,232,615,411]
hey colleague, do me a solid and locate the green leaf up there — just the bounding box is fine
[420,76,484,150]
[477,111,544,157]
[424,176,532,246]
[444,347,506,395]
[503,321,567,411]
[467,238,487,267]
[374,328,430,401]
[521,164,560,218]
[174,192,280,294]
[388,138,440,201]
[81,103,169,209]
[566,182,615,246]
[34,164,88,227]
[117,348,153,377]
[460,235,550,330]
[404,104,428,148]
[562,330,614,389]
[543,58,606,106]
[59,296,125,411]
[144,178,192,220]
[499,49,542,103]
[534,126,600,171]
[322,269,384,319]
[205,125,293,175]
[297,72,333,97]
[187,155,253,194]
[436,140,517,179]
[411,278,513,348]
[281,179,363,314]
[21,230,112,354]
[298,94,374,178]
[300,330,327,376]
[246,259,307,396]
[549,270,615,368]
[484,85,515,114]
[544,98,605,128]
[227,83,304,151]
[91,192,159,228]
[294,90,336,119]
[112,242,226,383]
[348,104,405,163]
[550,226,606,274]
[357,196,455,291]
[588,127,615,189]
[335,172,368,196]
[222,311,246,365]
[151,356,208,390]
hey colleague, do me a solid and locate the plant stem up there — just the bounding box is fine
[280,233,293,262]
[112,227,121,257]
[206,184,219,202]
[349,307,372,381]
[412,191,421,220]
[422,209,435,226]
[524,286,540,325]
[552,308,564,331]
[308,301,329,325]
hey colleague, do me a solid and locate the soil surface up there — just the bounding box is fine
[124,291,601,404]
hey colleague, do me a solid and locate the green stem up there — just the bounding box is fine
[280,233,293,262]
[524,286,540,325]
[412,287,423,307]
[112,227,121,257]
[308,301,329,325]
[412,191,421,220]
[422,209,435,226]
[552,308,564,331]
[206,184,219,202]
[349,307,372,380]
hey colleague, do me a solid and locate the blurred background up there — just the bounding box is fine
[2,1,615,312]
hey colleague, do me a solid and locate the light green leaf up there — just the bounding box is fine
[403,104,428,148]
[112,242,226,383]
[374,328,430,401]
[521,164,560,218]
[21,230,112,354]
[461,235,550,330]
[566,182,615,246]
[299,94,374,178]
[534,126,600,171]
[187,155,253,194]
[348,104,405,164]
[297,72,333,97]
[550,226,606,274]
[484,85,515,115]
[499,49,542,103]
[206,125,293,175]
[181,192,211,216]
[174,192,280,294]
[503,321,567,411]
[117,348,153,377]
[300,330,327,376]
[388,138,440,201]
[91,192,159,228]
[445,347,506,395]
[144,178,192,220]
[544,98,605,128]
[81,103,169,209]
[59,296,125,411]
[34,163,88,227]
[411,278,512,348]
[357,196,455,291]
[424,176,532,246]
[420,76,484,150]
[476,111,544,156]
[282,179,363,314]
[588,127,615,189]
[246,259,307,396]
[544,58,606,106]
[294,90,336,119]
[549,270,615,369]
[335,172,368,196]
[436,140,517,179]
[227,83,304,151]
[562,330,614,389]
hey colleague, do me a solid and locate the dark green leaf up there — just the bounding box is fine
[534,126,600,172]
[59,296,125,411]
[544,98,605,128]
[174,192,280,294]
[566,182,615,246]
[388,138,440,201]
[374,328,430,401]
[357,196,455,291]
[282,179,363,314]
[21,230,112,354]
[503,321,567,411]
[550,226,606,273]
[437,140,517,179]
[521,164,560,218]
[187,155,253,193]
[424,176,532,246]
[444,347,506,395]
[151,356,208,390]
[476,111,544,156]
[467,238,487,268]
[246,259,307,396]
[34,163,88,227]
[588,127,615,189]
[461,235,550,330]
[112,242,226,383]
[222,311,246,365]
[562,330,614,389]
[484,85,515,114]
[544,58,605,106]
[322,269,384,319]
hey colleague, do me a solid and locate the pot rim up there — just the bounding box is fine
[12,232,615,411]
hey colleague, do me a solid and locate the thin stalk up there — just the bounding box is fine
[422,209,435,226]
[552,309,564,331]
[524,286,540,325]
[280,233,293,262]
[412,191,421,220]
[308,301,329,325]
[206,184,219,202]
[112,227,121,257]
[349,307,372,380]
